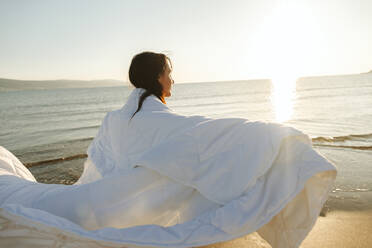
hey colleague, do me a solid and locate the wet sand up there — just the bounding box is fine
[200,210,372,248]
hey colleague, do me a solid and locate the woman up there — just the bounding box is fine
[0,51,336,248]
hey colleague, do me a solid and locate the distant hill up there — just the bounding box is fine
[0,78,127,91]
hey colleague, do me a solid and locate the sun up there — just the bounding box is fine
[252,2,311,122]
[270,74,297,123]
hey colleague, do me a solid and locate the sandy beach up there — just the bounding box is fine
[200,210,372,248]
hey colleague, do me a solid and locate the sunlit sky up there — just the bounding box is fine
[0,0,371,83]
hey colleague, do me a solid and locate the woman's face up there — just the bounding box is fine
[158,59,174,98]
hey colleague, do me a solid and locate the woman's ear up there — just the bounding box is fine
[158,73,164,84]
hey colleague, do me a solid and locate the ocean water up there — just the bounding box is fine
[1,73,372,211]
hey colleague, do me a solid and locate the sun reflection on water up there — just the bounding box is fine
[270,76,297,123]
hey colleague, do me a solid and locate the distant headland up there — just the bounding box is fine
[0,78,126,91]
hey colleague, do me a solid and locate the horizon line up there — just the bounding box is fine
[1,70,371,84]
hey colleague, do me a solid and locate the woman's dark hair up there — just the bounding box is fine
[128,51,172,119]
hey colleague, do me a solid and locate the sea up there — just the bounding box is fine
[1,73,372,212]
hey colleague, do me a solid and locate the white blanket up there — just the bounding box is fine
[0,88,337,248]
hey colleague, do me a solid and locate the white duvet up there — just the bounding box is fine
[0,88,336,248]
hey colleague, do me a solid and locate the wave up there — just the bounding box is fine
[24,153,87,168]
[24,125,100,137]
[312,133,372,151]
[172,100,255,109]
[19,108,109,118]
[13,137,93,158]
[332,188,372,193]
[313,144,372,150]
[312,133,372,143]
[13,99,117,110]
[296,84,372,93]
[171,90,269,102]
